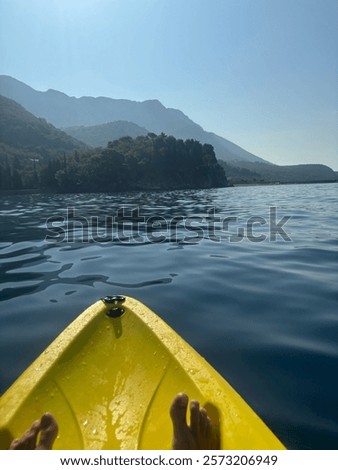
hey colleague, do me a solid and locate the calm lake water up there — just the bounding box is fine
[0,183,337,449]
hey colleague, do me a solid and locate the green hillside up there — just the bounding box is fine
[0,95,87,189]
[0,95,86,153]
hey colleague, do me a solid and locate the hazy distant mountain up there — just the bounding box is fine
[0,75,266,163]
[0,95,86,154]
[220,160,337,185]
[64,121,149,147]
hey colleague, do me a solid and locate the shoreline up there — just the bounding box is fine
[0,179,337,196]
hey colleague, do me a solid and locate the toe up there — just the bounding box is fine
[9,438,23,450]
[190,400,200,437]
[36,413,58,450]
[170,393,189,428]
[199,408,206,435]
[200,408,212,444]
[9,420,41,450]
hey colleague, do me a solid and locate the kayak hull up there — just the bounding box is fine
[0,297,285,450]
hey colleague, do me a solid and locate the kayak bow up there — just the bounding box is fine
[0,296,285,450]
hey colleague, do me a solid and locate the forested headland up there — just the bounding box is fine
[0,134,228,192]
[42,134,227,192]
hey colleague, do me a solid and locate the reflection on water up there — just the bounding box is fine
[0,183,338,449]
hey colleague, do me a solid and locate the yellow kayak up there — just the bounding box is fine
[0,296,285,450]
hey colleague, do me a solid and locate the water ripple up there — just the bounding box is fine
[0,183,338,449]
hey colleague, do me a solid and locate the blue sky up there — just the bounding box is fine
[0,0,337,169]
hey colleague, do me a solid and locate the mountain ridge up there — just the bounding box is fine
[0,75,266,164]
[64,121,149,147]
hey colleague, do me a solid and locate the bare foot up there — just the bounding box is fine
[170,393,218,450]
[9,413,58,450]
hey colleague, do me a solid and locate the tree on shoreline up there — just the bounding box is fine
[18,133,228,193]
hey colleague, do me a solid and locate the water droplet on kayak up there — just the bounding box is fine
[83,419,88,427]
[92,429,97,435]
